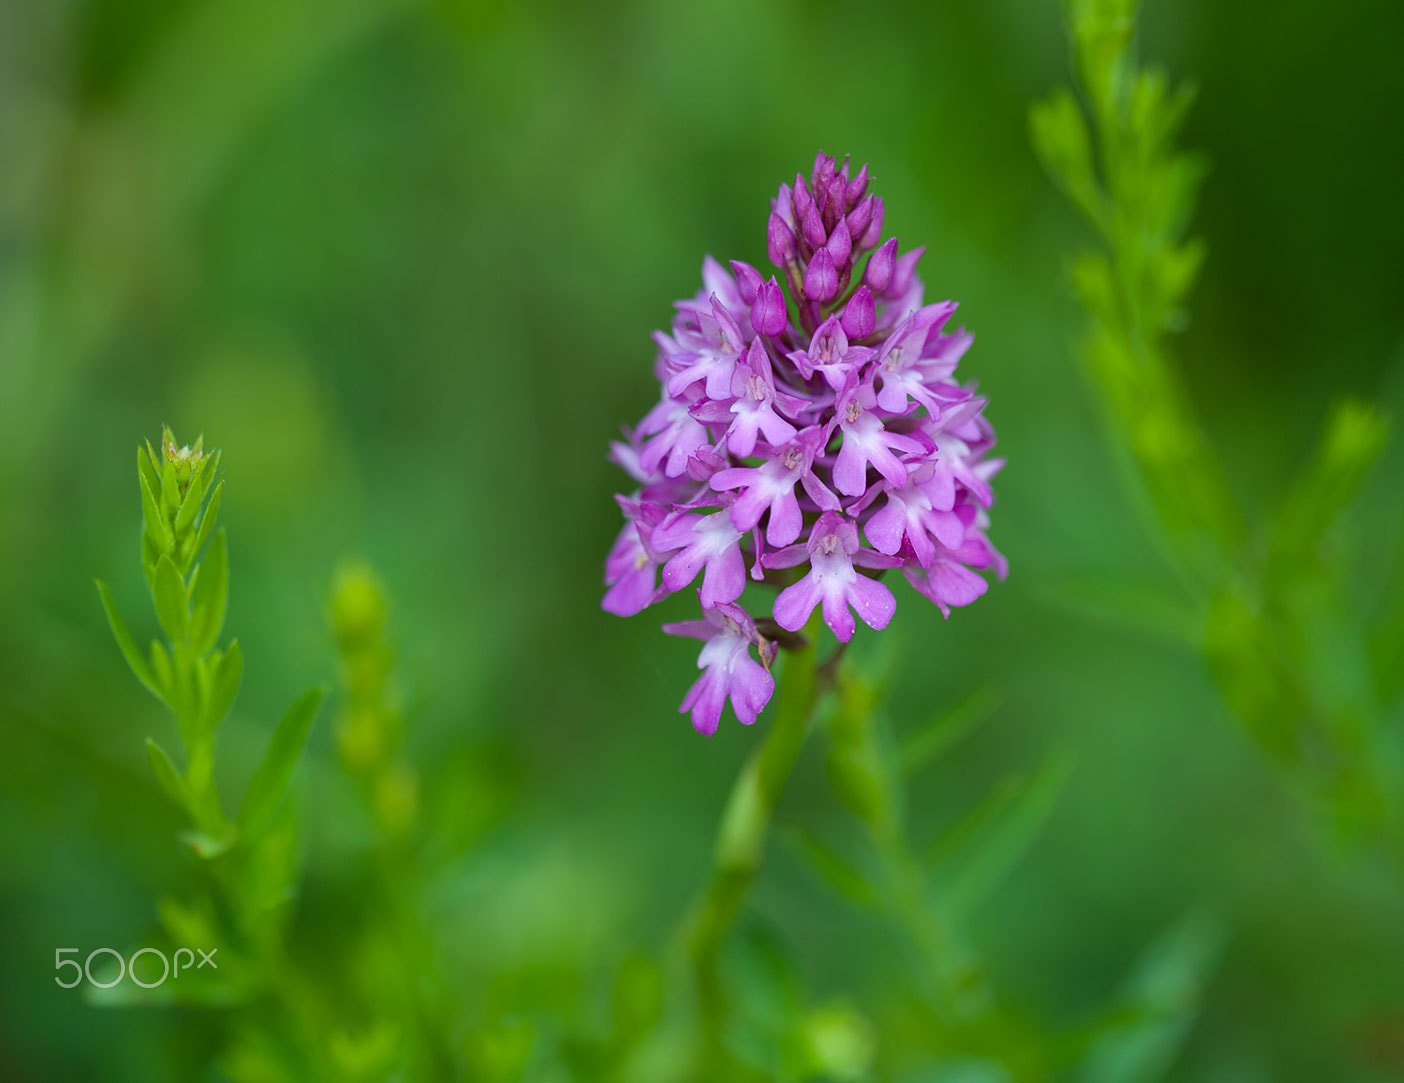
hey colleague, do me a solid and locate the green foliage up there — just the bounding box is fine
[237,685,327,840]
[1033,0,1404,860]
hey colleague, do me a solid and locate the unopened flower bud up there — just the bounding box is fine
[803,247,839,302]
[791,174,813,221]
[767,212,797,266]
[840,286,876,340]
[752,277,788,336]
[802,203,827,249]
[846,163,869,208]
[846,194,874,241]
[859,196,885,250]
[864,237,898,292]
[730,260,762,305]
[825,219,852,270]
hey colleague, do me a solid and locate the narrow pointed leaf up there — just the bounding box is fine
[152,556,189,643]
[202,640,243,733]
[784,827,880,910]
[137,444,160,497]
[140,474,172,554]
[160,457,180,519]
[238,686,327,840]
[929,753,1074,916]
[901,686,1004,776]
[145,738,190,810]
[174,465,207,535]
[150,640,173,690]
[190,530,228,655]
[1036,573,1200,648]
[1076,913,1223,1083]
[96,580,164,701]
[192,481,223,560]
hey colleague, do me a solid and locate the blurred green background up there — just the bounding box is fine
[2,0,1403,1079]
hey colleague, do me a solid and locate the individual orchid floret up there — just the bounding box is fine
[603,500,670,616]
[851,463,966,569]
[665,295,748,400]
[663,598,778,736]
[830,378,928,496]
[637,391,710,479]
[653,509,747,609]
[767,512,901,642]
[872,302,960,415]
[718,339,804,457]
[710,427,838,546]
[902,518,1005,618]
[604,151,1004,735]
[788,317,874,391]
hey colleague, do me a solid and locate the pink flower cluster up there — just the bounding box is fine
[604,153,1005,735]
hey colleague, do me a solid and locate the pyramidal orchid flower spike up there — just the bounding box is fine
[604,152,1006,735]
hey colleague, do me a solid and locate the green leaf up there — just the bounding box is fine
[144,738,189,810]
[192,481,223,560]
[1271,398,1390,571]
[784,827,880,911]
[928,753,1074,916]
[96,580,164,702]
[202,640,243,733]
[137,444,160,498]
[190,529,228,655]
[150,640,173,690]
[1029,88,1107,232]
[159,456,180,520]
[140,473,173,555]
[1076,913,1223,1083]
[238,686,327,840]
[1035,572,1201,647]
[173,464,207,535]
[901,686,1004,776]
[151,555,189,643]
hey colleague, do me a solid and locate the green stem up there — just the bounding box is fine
[684,615,825,1062]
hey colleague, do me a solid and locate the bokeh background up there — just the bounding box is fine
[2,0,1403,1080]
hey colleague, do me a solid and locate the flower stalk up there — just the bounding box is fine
[684,614,828,1057]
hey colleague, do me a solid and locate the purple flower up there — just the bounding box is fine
[663,599,777,735]
[692,339,805,457]
[767,512,901,642]
[830,379,927,496]
[788,317,874,391]
[603,499,670,616]
[604,151,1005,734]
[653,509,747,609]
[711,427,838,545]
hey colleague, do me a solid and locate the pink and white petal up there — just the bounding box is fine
[864,498,907,555]
[680,669,726,736]
[661,547,708,594]
[820,581,858,642]
[728,657,775,724]
[833,439,869,496]
[773,575,822,632]
[699,544,747,607]
[766,490,803,546]
[846,575,896,631]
